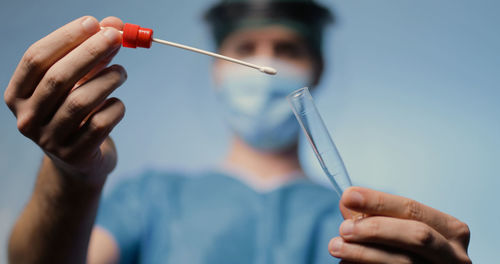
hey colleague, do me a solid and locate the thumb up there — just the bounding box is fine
[339,187,366,220]
[339,201,356,219]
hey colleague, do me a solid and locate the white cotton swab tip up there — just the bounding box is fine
[259,67,278,75]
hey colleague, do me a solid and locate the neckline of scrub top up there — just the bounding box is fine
[213,163,308,193]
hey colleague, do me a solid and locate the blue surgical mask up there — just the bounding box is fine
[215,57,312,152]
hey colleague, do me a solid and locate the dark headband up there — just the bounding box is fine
[204,1,334,56]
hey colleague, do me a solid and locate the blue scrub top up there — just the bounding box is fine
[96,170,342,264]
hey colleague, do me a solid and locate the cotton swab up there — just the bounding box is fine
[101,23,277,75]
[151,38,277,75]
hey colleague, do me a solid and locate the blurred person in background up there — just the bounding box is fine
[4,0,471,263]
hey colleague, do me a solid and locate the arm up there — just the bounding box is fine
[328,187,471,263]
[9,156,120,263]
[5,16,126,264]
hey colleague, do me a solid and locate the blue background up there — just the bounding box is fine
[1,0,498,262]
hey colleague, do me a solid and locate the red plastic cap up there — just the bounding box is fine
[122,23,153,49]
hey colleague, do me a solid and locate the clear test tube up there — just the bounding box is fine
[287,87,352,198]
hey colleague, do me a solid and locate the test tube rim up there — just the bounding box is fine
[287,87,310,100]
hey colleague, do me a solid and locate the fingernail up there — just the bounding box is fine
[329,237,343,255]
[102,28,120,43]
[349,191,364,207]
[340,219,354,237]
[82,17,99,34]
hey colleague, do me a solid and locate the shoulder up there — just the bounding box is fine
[110,168,195,189]
[104,168,224,200]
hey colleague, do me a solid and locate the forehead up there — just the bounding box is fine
[221,25,306,45]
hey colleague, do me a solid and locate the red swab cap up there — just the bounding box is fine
[122,23,153,49]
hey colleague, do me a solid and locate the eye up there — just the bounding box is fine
[234,41,255,57]
[275,41,307,59]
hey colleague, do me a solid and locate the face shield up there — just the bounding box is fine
[204,0,334,60]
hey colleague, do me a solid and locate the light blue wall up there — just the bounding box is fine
[0,0,498,262]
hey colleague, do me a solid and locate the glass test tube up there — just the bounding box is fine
[287,87,352,198]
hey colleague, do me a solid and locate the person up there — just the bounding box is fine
[4,0,472,263]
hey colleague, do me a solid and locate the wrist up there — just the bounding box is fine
[40,155,108,195]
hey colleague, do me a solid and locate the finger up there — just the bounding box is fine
[74,48,120,87]
[339,217,455,263]
[67,97,125,158]
[5,16,101,100]
[340,201,362,219]
[100,16,124,30]
[27,27,122,125]
[329,237,418,264]
[72,17,125,87]
[339,201,352,219]
[46,65,126,143]
[340,187,461,239]
[340,202,367,221]
[98,136,119,175]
